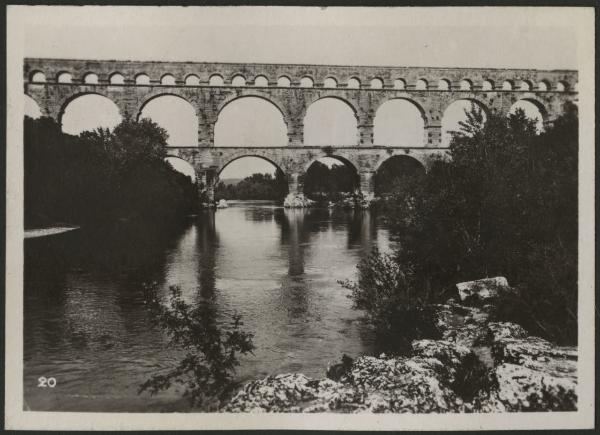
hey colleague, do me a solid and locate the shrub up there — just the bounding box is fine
[139,285,255,409]
[340,249,439,354]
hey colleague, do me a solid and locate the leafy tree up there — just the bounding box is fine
[302,161,359,202]
[24,116,196,227]
[139,285,254,409]
[349,102,578,345]
[215,171,288,201]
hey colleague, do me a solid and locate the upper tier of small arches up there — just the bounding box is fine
[27,70,575,92]
[25,59,577,93]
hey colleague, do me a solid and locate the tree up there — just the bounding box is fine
[350,102,578,345]
[24,116,197,227]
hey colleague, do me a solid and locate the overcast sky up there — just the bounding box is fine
[17,6,580,178]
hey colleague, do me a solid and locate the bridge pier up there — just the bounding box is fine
[284,172,311,208]
[358,171,376,206]
[197,169,216,206]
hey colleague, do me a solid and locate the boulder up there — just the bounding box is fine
[283,193,315,208]
[456,276,513,303]
[216,199,229,208]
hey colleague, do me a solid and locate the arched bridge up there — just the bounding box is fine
[24,58,578,202]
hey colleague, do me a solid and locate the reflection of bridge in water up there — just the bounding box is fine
[24,58,577,202]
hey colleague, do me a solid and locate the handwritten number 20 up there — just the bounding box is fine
[37,377,56,388]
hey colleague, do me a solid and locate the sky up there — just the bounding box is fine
[18,6,578,179]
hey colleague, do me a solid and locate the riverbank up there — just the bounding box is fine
[223,285,577,413]
[24,226,80,239]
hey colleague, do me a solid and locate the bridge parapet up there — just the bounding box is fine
[25,58,578,92]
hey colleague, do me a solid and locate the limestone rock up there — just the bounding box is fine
[283,193,315,208]
[216,199,229,208]
[456,276,512,302]
[223,297,578,413]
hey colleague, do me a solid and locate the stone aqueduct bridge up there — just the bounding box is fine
[24,58,578,201]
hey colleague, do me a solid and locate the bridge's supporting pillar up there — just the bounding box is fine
[287,119,304,146]
[284,172,310,208]
[425,124,443,147]
[357,171,375,208]
[357,124,374,146]
[198,121,215,147]
[288,172,304,195]
[196,168,217,206]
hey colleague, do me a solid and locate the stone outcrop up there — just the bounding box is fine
[456,276,516,303]
[223,284,577,413]
[283,193,315,208]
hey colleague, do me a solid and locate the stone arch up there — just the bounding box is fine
[347,77,361,89]
[217,153,286,178]
[135,73,151,85]
[137,91,198,119]
[277,76,291,87]
[441,98,489,146]
[438,79,451,91]
[59,92,122,135]
[300,76,314,88]
[502,80,514,91]
[231,74,246,87]
[323,77,338,88]
[83,72,99,84]
[109,72,125,85]
[509,98,547,132]
[537,80,549,91]
[215,92,288,124]
[254,75,269,87]
[374,152,428,172]
[393,78,406,90]
[519,80,532,91]
[30,70,46,83]
[556,81,569,92]
[302,154,359,174]
[214,95,288,147]
[185,74,200,86]
[165,155,197,182]
[161,74,176,85]
[459,79,472,91]
[303,96,359,146]
[24,94,43,119]
[373,97,427,147]
[302,155,360,197]
[209,74,224,86]
[370,78,384,89]
[138,93,198,146]
[373,154,426,195]
[57,72,73,83]
[416,78,428,90]
[482,79,494,91]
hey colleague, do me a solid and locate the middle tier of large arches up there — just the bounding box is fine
[26,84,558,147]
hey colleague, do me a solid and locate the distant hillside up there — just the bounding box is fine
[220,178,243,186]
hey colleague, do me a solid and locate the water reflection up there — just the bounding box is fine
[24,202,395,412]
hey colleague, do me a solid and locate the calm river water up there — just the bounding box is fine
[24,201,396,412]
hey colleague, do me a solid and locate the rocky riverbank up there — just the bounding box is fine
[223,279,577,413]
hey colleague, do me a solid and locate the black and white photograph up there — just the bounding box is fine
[5,5,595,431]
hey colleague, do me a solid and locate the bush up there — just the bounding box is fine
[340,249,439,354]
[139,285,254,409]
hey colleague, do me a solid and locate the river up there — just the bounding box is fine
[23,201,397,412]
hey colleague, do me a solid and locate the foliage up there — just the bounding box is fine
[339,249,439,354]
[140,285,255,409]
[215,171,288,201]
[363,102,578,345]
[302,160,359,202]
[24,117,196,227]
